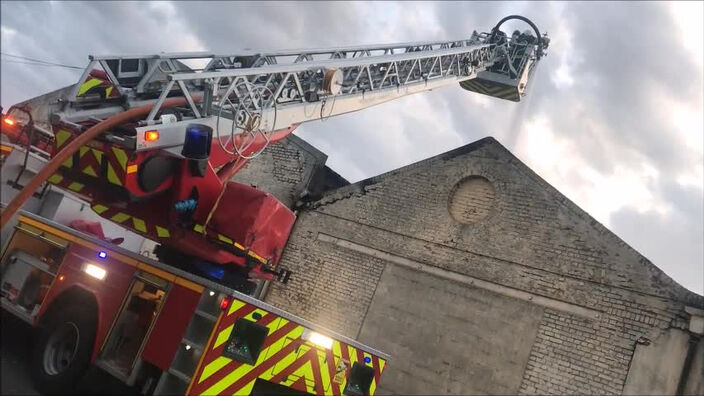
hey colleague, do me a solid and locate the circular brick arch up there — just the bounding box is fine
[448,176,496,224]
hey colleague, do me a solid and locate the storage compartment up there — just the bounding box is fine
[154,371,189,395]
[196,289,227,317]
[0,227,65,317]
[170,341,202,378]
[100,273,167,377]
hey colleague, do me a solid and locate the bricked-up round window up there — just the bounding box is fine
[448,176,496,224]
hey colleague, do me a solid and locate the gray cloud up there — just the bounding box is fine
[0,1,701,293]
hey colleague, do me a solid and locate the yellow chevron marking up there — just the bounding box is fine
[282,360,316,393]
[227,299,246,316]
[363,351,373,367]
[217,234,233,244]
[61,157,72,168]
[110,212,130,223]
[105,86,114,98]
[213,324,233,350]
[55,130,71,148]
[82,165,97,177]
[77,78,103,96]
[132,217,147,233]
[155,226,170,238]
[348,345,358,365]
[265,328,305,379]
[91,148,103,163]
[92,204,109,214]
[47,173,63,184]
[193,224,204,234]
[79,146,89,157]
[364,351,376,395]
[126,164,138,174]
[237,380,257,396]
[199,317,282,385]
[243,309,268,322]
[203,323,300,396]
[318,347,332,393]
[332,341,345,393]
[106,163,122,186]
[248,250,266,263]
[67,182,84,192]
[332,340,342,359]
[199,356,231,384]
[112,147,128,170]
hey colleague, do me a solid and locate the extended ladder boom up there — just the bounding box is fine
[58,15,548,157]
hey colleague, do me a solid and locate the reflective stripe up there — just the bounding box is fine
[82,165,97,177]
[227,299,246,316]
[132,217,147,233]
[193,224,204,234]
[155,226,170,238]
[55,130,71,148]
[213,324,233,349]
[47,174,63,184]
[110,212,130,223]
[61,157,73,168]
[126,164,138,174]
[105,86,114,97]
[106,163,122,186]
[200,357,231,384]
[217,234,233,244]
[92,204,109,214]
[91,148,103,162]
[67,182,84,192]
[112,147,128,170]
[248,250,266,263]
[77,78,103,96]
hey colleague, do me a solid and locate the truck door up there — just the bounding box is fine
[98,270,168,379]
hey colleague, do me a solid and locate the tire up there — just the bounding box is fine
[31,303,97,395]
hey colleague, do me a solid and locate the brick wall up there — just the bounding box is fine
[264,137,704,394]
[233,134,328,208]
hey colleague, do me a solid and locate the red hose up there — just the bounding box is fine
[0,97,189,228]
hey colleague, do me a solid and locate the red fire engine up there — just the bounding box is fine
[2,209,388,395]
[0,15,548,395]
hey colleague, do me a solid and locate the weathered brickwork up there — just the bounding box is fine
[448,175,496,224]
[234,134,328,207]
[262,137,704,394]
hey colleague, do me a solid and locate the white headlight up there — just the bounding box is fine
[303,329,333,349]
[84,264,106,280]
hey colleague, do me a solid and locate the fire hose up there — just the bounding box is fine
[0,97,190,229]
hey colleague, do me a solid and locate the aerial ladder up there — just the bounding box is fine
[0,15,549,289]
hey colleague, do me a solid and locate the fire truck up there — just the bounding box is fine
[0,15,549,395]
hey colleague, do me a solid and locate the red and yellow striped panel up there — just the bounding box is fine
[52,129,129,188]
[188,298,386,395]
[88,202,171,240]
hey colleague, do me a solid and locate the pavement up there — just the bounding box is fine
[1,310,134,395]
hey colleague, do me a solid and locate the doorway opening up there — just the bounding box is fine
[99,271,167,377]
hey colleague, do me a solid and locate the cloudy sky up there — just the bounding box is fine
[1,1,702,294]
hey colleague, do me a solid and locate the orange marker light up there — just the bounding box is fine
[144,130,159,142]
[58,275,65,281]
[3,117,15,126]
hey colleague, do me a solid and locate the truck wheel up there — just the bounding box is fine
[31,304,97,394]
